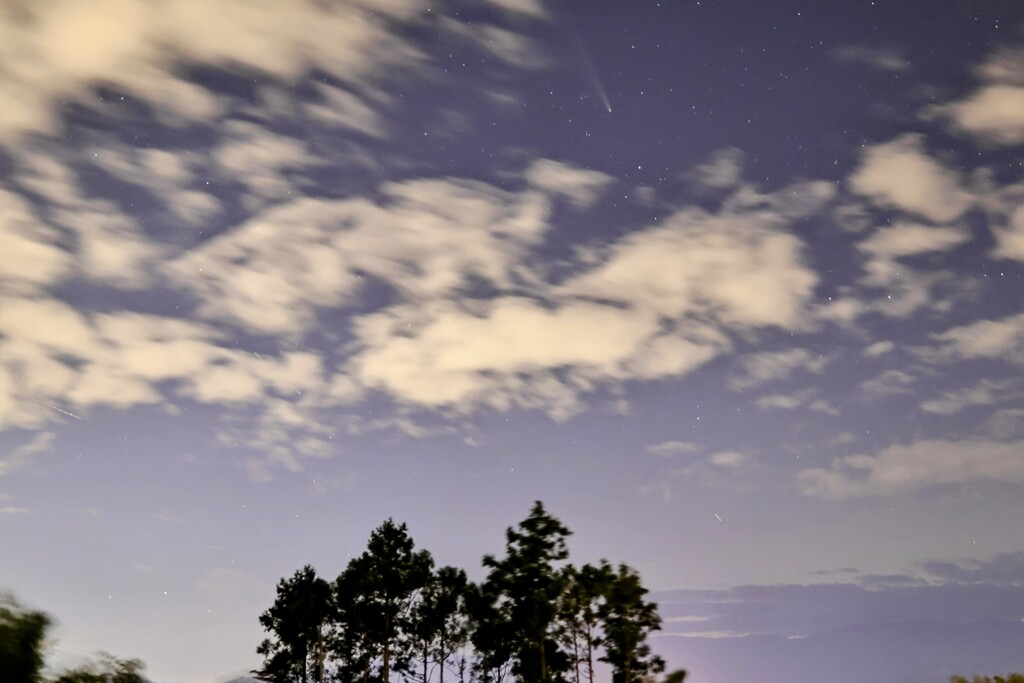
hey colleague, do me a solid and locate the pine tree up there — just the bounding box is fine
[597,564,664,683]
[256,565,333,683]
[479,501,573,683]
[410,566,469,683]
[338,519,434,683]
[559,563,613,683]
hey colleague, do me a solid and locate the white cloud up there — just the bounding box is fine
[0,0,429,140]
[89,144,221,227]
[441,20,547,69]
[332,178,823,416]
[799,438,1024,499]
[753,389,837,415]
[566,205,819,330]
[689,147,745,190]
[350,297,692,417]
[9,151,163,288]
[0,432,56,477]
[213,122,312,206]
[523,159,614,208]
[920,379,1020,415]
[647,441,702,456]
[809,400,840,416]
[850,220,976,318]
[756,393,804,410]
[993,205,1024,262]
[484,0,548,18]
[930,312,1024,363]
[169,176,554,336]
[858,222,969,260]
[859,370,915,399]
[849,134,972,223]
[709,450,746,468]
[943,85,1024,146]
[0,189,72,294]
[863,341,895,357]
[833,45,909,72]
[303,83,386,138]
[729,349,828,391]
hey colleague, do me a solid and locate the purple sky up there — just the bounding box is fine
[1,1,1024,682]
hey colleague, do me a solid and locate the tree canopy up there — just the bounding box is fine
[255,502,668,683]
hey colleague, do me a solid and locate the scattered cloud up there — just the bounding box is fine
[0,432,56,477]
[858,370,916,400]
[709,451,747,468]
[728,349,829,391]
[647,441,702,456]
[688,147,745,190]
[929,312,1024,363]
[523,159,614,208]
[849,134,972,223]
[934,49,1024,146]
[993,204,1024,262]
[756,393,806,410]
[943,84,1024,146]
[0,0,439,140]
[832,45,909,72]
[858,221,969,261]
[920,378,1021,415]
[862,341,894,357]
[799,438,1024,499]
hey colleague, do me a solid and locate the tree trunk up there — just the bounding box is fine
[317,630,325,683]
[383,611,392,683]
[572,631,580,683]
[439,636,445,683]
[539,627,547,682]
[424,640,429,683]
[585,625,595,683]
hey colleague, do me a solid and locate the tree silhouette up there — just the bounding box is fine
[0,593,51,683]
[558,563,613,683]
[410,566,470,683]
[51,652,146,683]
[337,519,434,683]
[597,565,664,683]
[256,503,670,683]
[480,501,573,683]
[256,565,333,683]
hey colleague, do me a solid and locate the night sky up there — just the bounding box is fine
[2,1,1024,682]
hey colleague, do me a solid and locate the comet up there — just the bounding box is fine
[571,27,612,113]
